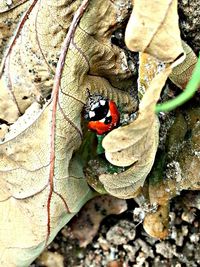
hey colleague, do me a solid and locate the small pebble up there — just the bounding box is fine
[98,237,110,251]
[37,251,64,267]
[107,260,123,267]
[6,0,12,5]
[106,220,136,245]
[181,210,196,223]
[190,233,200,243]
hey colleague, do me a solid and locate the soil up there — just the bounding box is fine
[32,193,200,267]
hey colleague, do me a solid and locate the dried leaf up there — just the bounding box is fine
[0,0,29,62]
[143,104,200,239]
[138,52,166,97]
[0,0,136,265]
[166,106,200,193]
[0,0,28,12]
[143,205,169,239]
[169,41,198,89]
[100,64,173,199]
[125,0,183,62]
[0,123,9,139]
[0,79,20,123]
[143,181,170,239]
[0,100,94,266]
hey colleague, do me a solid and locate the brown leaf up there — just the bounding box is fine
[0,80,20,123]
[143,205,169,240]
[100,64,173,199]
[143,102,200,239]
[169,41,198,89]
[125,0,183,62]
[166,106,200,193]
[143,181,170,239]
[0,123,9,139]
[0,0,136,265]
[0,0,28,12]
[0,0,29,63]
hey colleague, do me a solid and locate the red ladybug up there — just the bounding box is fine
[84,94,120,135]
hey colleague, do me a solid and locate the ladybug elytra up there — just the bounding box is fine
[84,94,120,135]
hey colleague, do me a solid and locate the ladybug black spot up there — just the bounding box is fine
[84,94,109,121]
[104,116,112,125]
[90,102,109,121]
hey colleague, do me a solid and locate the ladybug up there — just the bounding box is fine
[84,94,120,135]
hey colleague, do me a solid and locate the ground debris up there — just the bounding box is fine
[33,192,200,267]
[34,251,64,267]
[106,220,136,245]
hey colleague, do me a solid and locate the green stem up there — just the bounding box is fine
[155,54,200,113]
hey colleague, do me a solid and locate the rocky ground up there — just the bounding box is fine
[31,191,200,267]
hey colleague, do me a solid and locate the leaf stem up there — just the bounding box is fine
[155,54,200,113]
